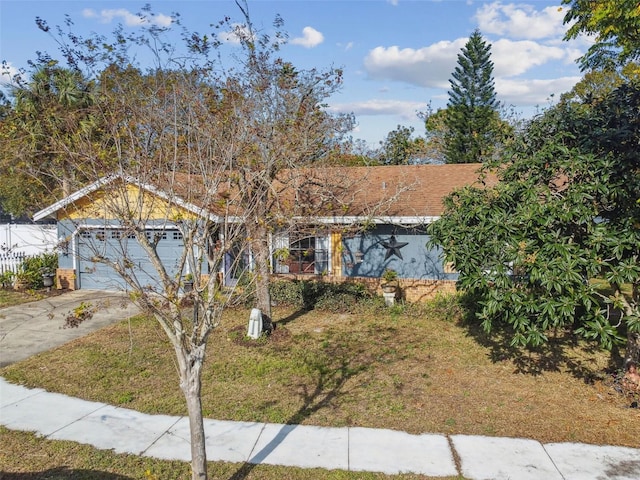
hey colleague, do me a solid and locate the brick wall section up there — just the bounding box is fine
[397,279,457,302]
[59,267,457,300]
[56,269,76,290]
[273,274,457,302]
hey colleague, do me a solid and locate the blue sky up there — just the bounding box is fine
[0,0,589,148]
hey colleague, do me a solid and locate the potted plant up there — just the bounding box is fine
[381,268,398,294]
[40,267,55,289]
[182,273,194,292]
[381,268,399,307]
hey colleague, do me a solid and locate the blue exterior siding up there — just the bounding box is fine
[57,220,77,270]
[341,225,455,281]
[58,218,453,285]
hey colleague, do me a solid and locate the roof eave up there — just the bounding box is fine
[301,215,441,225]
[33,175,120,222]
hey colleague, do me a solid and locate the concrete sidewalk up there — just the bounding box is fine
[1,378,639,479]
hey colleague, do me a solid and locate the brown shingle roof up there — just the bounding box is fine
[35,164,495,222]
[274,163,495,218]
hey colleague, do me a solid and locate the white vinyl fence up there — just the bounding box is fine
[0,224,57,287]
[0,224,57,256]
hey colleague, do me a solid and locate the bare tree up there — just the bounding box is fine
[209,1,355,327]
[46,66,252,480]
[26,4,353,479]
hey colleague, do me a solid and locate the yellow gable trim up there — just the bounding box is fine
[59,184,197,221]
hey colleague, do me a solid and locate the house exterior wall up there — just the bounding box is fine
[56,219,77,271]
[341,224,454,281]
[272,224,458,301]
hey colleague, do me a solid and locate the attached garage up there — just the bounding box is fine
[31,174,208,292]
[76,227,184,291]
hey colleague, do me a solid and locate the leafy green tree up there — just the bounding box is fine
[421,106,449,164]
[563,0,640,71]
[428,78,640,363]
[561,67,629,105]
[0,64,96,215]
[377,124,426,165]
[444,29,501,164]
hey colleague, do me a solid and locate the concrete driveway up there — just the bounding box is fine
[0,290,141,367]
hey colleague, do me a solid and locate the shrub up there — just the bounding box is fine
[269,279,304,307]
[0,270,14,289]
[425,292,465,322]
[269,279,374,313]
[15,252,58,290]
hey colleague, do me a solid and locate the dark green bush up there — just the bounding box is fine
[269,279,374,313]
[269,279,304,307]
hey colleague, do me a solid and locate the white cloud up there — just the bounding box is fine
[0,62,21,87]
[364,39,467,89]
[219,24,254,45]
[83,8,173,27]
[153,14,173,27]
[364,36,577,89]
[291,27,324,48]
[491,38,568,77]
[497,76,580,106]
[338,41,355,51]
[330,99,426,120]
[475,2,567,40]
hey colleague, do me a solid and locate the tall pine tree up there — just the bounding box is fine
[445,29,500,164]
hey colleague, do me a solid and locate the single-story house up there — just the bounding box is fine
[33,164,494,301]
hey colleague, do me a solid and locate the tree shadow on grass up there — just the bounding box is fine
[227,331,379,479]
[274,307,308,328]
[457,294,623,382]
[0,468,132,479]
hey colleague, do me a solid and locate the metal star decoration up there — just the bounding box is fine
[381,235,409,260]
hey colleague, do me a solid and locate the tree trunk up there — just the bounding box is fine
[62,162,75,197]
[621,282,640,364]
[627,332,640,364]
[177,346,208,480]
[249,222,273,332]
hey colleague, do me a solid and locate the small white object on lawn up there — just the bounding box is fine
[247,308,263,339]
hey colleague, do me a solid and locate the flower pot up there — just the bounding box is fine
[381,283,397,294]
[383,291,396,307]
[42,274,55,288]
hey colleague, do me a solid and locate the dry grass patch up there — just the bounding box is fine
[2,297,639,448]
[0,288,62,308]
